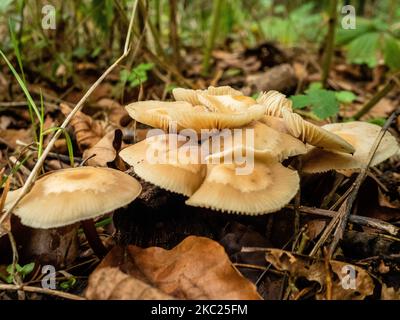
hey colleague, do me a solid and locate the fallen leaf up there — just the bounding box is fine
[0,128,32,150]
[96,98,131,127]
[381,284,400,300]
[60,103,108,152]
[265,248,374,300]
[86,236,262,300]
[305,220,326,241]
[82,129,125,168]
[85,267,174,300]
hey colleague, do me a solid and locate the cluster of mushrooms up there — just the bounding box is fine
[4,86,399,258]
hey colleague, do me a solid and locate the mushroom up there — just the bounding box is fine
[5,167,142,257]
[168,104,266,133]
[301,121,399,173]
[256,90,293,116]
[172,85,243,105]
[281,109,355,154]
[185,155,300,215]
[119,133,207,196]
[205,121,306,161]
[125,100,192,131]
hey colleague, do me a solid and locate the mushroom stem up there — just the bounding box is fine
[81,219,107,258]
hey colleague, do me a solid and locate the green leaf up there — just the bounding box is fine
[383,36,400,71]
[367,117,386,127]
[306,82,323,92]
[60,277,77,290]
[0,0,13,13]
[346,32,380,67]
[19,262,35,277]
[290,95,311,109]
[335,91,356,104]
[307,89,339,119]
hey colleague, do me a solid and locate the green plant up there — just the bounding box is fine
[0,49,75,167]
[290,82,356,119]
[60,276,77,290]
[336,18,400,70]
[0,262,35,284]
[120,62,154,88]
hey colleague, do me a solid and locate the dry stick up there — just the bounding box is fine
[321,0,338,87]
[328,108,400,256]
[353,76,398,120]
[287,205,399,236]
[0,284,85,300]
[0,0,138,228]
[309,108,400,257]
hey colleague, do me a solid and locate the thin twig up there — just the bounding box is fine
[0,2,138,227]
[287,205,399,236]
[0,284,85,300]
[328,108,400,256]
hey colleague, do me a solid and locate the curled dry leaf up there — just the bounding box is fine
[0,128,32,150]
[60,103,108,152]
[265,249,374,300]
[85,236,262,300]
[82,129,125,168]
[86,267,174,300]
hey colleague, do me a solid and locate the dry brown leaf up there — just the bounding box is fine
[305,220,326,241]
[60,103,107,152]
[86,236,262,300]
[381,284,400,300]
[265,248,374,300]
[82,129,125,168]
[96,98,131,127]
[86,266,174,300]
[0,128,32,150]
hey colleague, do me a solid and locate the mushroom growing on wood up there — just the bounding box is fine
[301,121,399,173]
[119,133,206,196]
[5,167,141,257]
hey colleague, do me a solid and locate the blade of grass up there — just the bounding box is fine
[42,127,75,167]
[0,49,41,123]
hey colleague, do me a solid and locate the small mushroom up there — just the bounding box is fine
[302,121,399,173]
[197,94,257,113]
[186,157,300,215]
[125,100,191,131]
[5,167,142,257]
[281,109,355,154]
[119,133,207,196]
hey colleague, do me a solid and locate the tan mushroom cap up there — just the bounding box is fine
[259,115,290,134]
[172,86,243,106]
[119,134,206,196]
[257,90,293,116]
[186,159,300,215]
[302,121,400,173]
[205,121,306,162]
[168,104,266,133]
[5,167,142,229]
[198,94,257,113]
[125,101,191,130]
[282,109,355,154]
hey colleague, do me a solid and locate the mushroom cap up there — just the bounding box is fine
[198,94,257,113]
[119,134,206,196]
[186,159,299,215]
[168,104,266,133]
[259,115,290,134]
[281,109,355,154]
[257,90,293,116]
[204,121,306,162]
[172,86,243,106]
[302,121,400,173]
[5,167,142,229]
[125,101,191,130]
